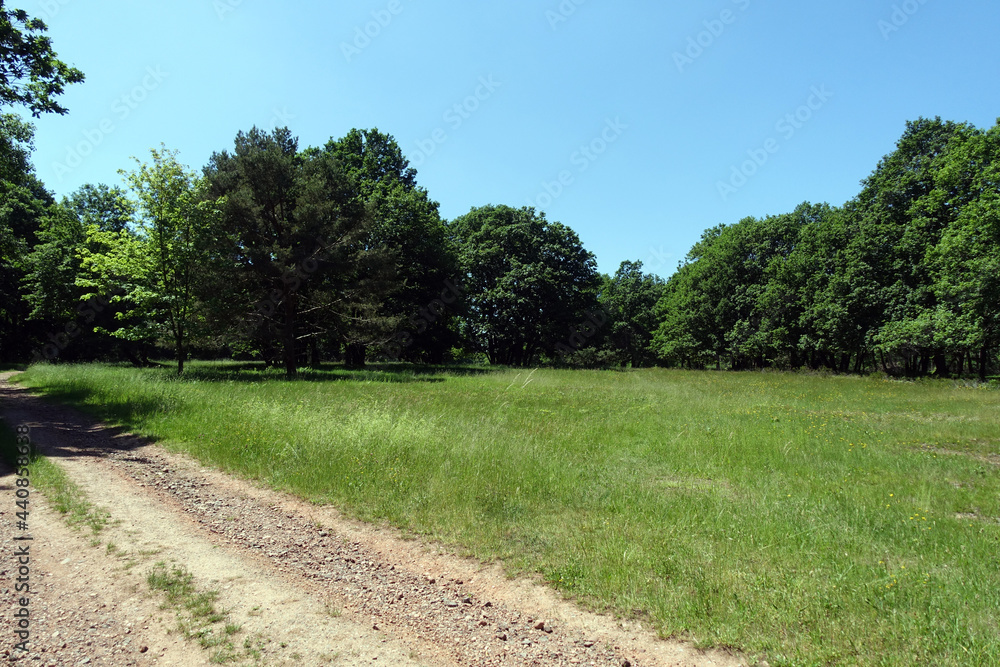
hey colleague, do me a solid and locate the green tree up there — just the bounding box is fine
[597,260,665,367]
[758,203,848,370]
[78,148,220,374]
[21,201,86,324]
[324,128,459,364]
[204,127,381,376]
[653,210,808,370]
[927,121,1000,379]
[0,2,84,116]
[450,205,599,366]
[850,117,974,374]
[66,183,133,233]
[23,184,134,326]
[0,115,50,361]
[651,225,725,369]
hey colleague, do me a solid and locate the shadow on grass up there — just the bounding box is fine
[146,361,497,384]
[0,361,503,464]
[0,364,28,373]
[0,383,163,464]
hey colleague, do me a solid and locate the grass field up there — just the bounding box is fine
[11,362,1000,666]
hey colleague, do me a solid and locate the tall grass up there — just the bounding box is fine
[14,363,1000,666]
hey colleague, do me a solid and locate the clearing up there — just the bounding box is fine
[1,369,741,666]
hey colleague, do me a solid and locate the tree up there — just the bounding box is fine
[66,183,133,233]
[204,127,383,376]
[758,203,847,370]
[928,121,1000,379]
[0,2,84,116]
[23,184,134,326]
[0,114,50,361]
[597,261,665,367]
[21,200,86,324]
[78,148,220,374]
[651,225,726,369]
[652,117,999,377]
[325,128,459,364]
[652,207,819,370]
[850,117,974,374]
[450,205,600,366]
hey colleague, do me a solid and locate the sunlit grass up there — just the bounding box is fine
[14,362,1000,666]
[0,420,111,535]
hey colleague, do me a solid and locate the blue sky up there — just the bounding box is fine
[19,0,1000,276]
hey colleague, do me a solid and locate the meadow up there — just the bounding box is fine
[11,363,1000,666]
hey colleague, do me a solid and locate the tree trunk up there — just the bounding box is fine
[283,292,297,377]
[309,338,321,369]
[345,343,366,369]
[980,346,989,382]
[933,353,948,377]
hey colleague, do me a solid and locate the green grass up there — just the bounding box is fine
[0,419,111,535]
[13,362,1000,666]
[146,561,243,662]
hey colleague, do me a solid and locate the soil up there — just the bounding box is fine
[0,372,747,667]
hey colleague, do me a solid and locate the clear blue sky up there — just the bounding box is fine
[19,0,1000,276]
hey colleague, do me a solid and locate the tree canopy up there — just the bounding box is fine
[2,110,998,380]
[0,2,84,116]
[450,205,600,366]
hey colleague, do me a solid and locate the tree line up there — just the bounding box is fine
[0,3,996,378]
[3,121,662,374]
[653,117,999,380]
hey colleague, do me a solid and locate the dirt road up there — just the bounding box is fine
[0,372,746,667]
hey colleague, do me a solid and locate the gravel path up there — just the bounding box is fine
[0,372,746,667]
